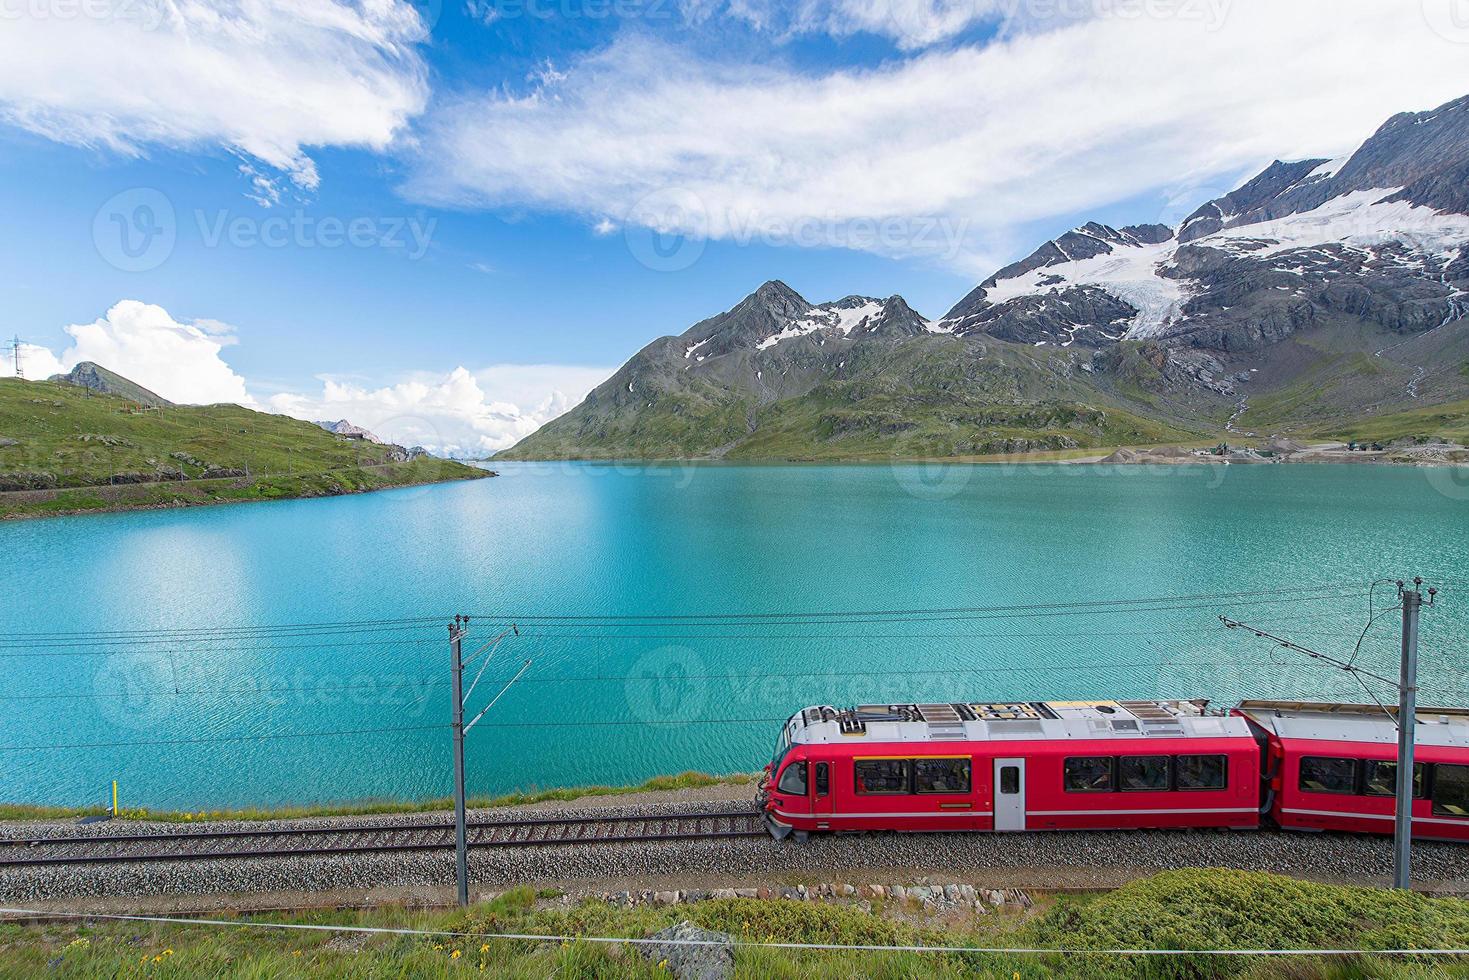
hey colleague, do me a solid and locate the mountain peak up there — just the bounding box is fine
[49,361,172,408]
[753,280,804,302]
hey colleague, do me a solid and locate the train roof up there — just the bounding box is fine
[1237,700,1469,748]
[785,699,1252,747]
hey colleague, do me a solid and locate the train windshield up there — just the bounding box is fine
[771,713,799,769]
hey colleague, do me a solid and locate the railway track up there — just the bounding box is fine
[0,809,767,867]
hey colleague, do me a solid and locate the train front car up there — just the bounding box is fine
[1237,700,1469,842]
[762,700,1262,838]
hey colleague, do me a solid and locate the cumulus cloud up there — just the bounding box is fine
[10,301,254,405]
[10,300,609,455]
[0,0,429,189]
[410,2,1469,272]
[267,364,611,456]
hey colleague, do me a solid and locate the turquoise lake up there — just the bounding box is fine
[3,461,1468,810]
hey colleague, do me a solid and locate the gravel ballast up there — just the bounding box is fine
[4,794,1468,907]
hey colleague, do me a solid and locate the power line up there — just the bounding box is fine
[0,583,1379,645]
[5,907,1467,958]
[0,655,1298,701]
[0,723,445,753]
[0,618,1380,658]
[0,592,1379,654]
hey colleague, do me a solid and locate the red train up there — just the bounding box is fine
[758,699,1469,842]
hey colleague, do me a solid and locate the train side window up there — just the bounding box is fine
[914,758,972,794]
[1175,754,1228,791]
[1063,756,1114,792]
[1118,756,1170,792]
[1299,756,1357,795]
[814,762,830,796]
[855,759,911,795]
[1363,760,1426,799]
[999,766,1020,795]
[777,761,807,796]
[1432,764,1469,817]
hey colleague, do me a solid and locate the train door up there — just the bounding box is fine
[994,758,1026,831]
[811,761,831,823]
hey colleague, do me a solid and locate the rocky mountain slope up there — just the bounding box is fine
[507,94,1469,460]
[315,419,384,443]
[50,361,172,408]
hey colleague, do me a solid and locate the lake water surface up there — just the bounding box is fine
[4,461,1468,809]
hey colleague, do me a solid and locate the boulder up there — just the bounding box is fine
[640,921,734,980]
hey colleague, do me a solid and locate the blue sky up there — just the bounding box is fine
[1,0,1466,453]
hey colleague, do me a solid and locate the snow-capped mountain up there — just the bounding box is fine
[314,419,384,443]
[937,94,1469,356]
[507,93,1469,460]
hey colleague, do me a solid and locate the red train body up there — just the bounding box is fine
[758,699,1469,842]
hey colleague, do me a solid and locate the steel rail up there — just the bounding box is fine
[0,809,766,867]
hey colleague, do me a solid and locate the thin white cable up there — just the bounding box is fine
[1,908,1465,957]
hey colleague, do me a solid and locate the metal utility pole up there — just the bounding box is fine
[9,336,22,380]
[1221,576,1435,891]
[449,615,470,908]
[447,616,527,908]
[1393,579,1432,889]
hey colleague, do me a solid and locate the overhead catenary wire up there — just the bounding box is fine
[2,908,1466,958]
[0,596,1386,657]
[0,582,1379,647]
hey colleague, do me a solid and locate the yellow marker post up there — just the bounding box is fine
[112,780,118,817]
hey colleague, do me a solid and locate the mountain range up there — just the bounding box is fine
[506,94,1469,460]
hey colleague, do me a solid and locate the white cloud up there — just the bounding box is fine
[10,301,255,405]
[267,364,611,456]
[410,2,1469,272]
[0,0,429,189]
[10,299,609,455]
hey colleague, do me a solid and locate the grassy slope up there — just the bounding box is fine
[1307,397,1469,445]
[2,870,1466,978]
[0,378,487,517]
[508,336,1204,461]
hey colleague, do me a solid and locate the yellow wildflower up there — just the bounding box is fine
[480,944,490,953]
[451,949,462,959]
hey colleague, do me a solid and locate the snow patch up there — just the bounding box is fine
[981,238,1186,339]
[1305,155,1352,181]
[1211,188,1469,261]
[756,300,885,351]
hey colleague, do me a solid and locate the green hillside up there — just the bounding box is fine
[504,333,1202,460]
[0,378,487,518]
